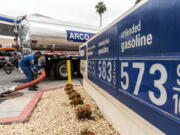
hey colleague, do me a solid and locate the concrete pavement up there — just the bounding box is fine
[0,68,81,124]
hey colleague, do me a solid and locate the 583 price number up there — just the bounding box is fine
[120,61,180,116]
[88,60,117,87]
[98,61,112,82]
[98,60,116,86]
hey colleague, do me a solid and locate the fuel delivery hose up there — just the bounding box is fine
[0,70,46,96]
[15,70,46,90]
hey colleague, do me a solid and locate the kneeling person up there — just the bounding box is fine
[19,51,42,91]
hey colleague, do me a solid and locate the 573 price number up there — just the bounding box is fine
[120,61,180,116]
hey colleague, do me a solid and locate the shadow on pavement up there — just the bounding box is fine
[0,99,4,104]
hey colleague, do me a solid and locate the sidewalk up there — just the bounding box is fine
[0,79,81,124]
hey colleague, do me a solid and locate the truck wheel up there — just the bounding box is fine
[56,61,74,80]
[56,61,68,80]
[4,63,13,74]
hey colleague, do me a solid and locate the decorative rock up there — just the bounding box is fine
[0,86,120,135]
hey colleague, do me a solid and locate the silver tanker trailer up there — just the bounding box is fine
[14,14,100,79]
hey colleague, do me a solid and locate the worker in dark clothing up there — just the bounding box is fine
[19,51,42,91]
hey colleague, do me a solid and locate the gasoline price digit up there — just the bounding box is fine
[148,64,167,106]
[98,61,102,78]
[176,64,180,85]
[132,63,145,95]
[173,94,180,114]
[107,61,112,83]
[102,61,107,80]
[120,62,129,90]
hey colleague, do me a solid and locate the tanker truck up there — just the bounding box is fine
[13,14,100,79]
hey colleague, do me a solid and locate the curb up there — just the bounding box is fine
[0,90,44,124]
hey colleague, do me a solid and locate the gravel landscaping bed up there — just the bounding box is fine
[0,86,121,135]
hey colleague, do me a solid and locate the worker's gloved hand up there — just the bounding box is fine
[33,71,38,76]
[34,70,42,75]
[36,66,41,71]
[32,65,41,72]
[33,71,39,80]
[37,70,41,75]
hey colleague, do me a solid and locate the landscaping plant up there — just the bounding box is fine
[75,104,92,119]
[69,91,81,99]
[70,97,84,106]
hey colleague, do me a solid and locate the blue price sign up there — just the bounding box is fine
[88,60,96,78]
[88,60,118,96]
[87,24,118,60]
[118,58,180,122]
[87,24,119,96]
[87,40,97,60]
[86,0,180,133]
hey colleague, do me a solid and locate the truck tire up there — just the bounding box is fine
[4,63,13,74]
[56,60,74,80]
[55,61,68,80]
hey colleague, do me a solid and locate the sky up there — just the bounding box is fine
[0,0,136,27]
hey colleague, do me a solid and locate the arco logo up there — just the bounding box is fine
[67,30,95,42]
